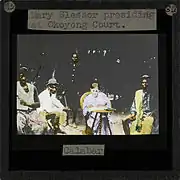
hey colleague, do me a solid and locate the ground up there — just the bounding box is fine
[57,113,126,135]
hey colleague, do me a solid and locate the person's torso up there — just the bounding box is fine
[135,89,150,112]
[39,89,60,112]
[17,81,35,110]
[87,93,108,107]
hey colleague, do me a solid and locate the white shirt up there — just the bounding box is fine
[38,89,65,113]
[83,92,111,117]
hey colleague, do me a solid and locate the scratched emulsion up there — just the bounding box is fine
[16,34,159,135]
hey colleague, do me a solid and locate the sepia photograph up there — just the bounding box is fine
[16,34,159,135]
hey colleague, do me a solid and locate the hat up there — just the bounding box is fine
[90,82,99,89]
[19,66,28,74]
[141,74,150,80]
[46,78,59,86]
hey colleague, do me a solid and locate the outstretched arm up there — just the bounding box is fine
[25,86,40,109]
[51,94,65,111]
[31,86,40,108]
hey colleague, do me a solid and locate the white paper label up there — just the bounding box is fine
[62,144,105,156]
[28,9,156,31]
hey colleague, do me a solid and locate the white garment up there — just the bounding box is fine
[38,89,65,113]
[17,81,35,110]
[17,110,48,135]
[83,92,112,135]
[16,81,47,134]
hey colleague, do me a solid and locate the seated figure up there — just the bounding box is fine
[122,75,155,135]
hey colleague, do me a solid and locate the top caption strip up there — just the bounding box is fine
[28,9,157,31]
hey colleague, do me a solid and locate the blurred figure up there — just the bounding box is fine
[38,77,67,134]
[67,51,80,128]
[82,82,112,135]
[17,67,48,135]
[122,75,155,135]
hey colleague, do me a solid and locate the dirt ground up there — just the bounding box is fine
[58,113,126,135]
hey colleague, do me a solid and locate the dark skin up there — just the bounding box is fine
[135,78,149,131]
[45,84,67,134]
[19,73,40,109]
[122,78,149,134]
[47,84,58,95]
[47,84,70,111]
[141,79,148,91]
[131,79,149,117]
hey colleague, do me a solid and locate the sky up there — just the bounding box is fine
[17,34,158,111]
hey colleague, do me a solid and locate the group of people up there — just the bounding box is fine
[16,66,157,135]
[82,75,157,135]
[17,67,68,135]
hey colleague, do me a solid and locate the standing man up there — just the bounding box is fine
[122,75,155,135]
[67,51,79,128]
[38,77,67,134]
[17,67,48,135]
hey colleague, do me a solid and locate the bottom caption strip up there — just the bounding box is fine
[62,144,105,156]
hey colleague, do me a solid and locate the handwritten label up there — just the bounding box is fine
[62,145,105,156]
[28,9,156,31]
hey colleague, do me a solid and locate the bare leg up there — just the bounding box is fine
[122,119,131,135]
[71,108,77,128]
